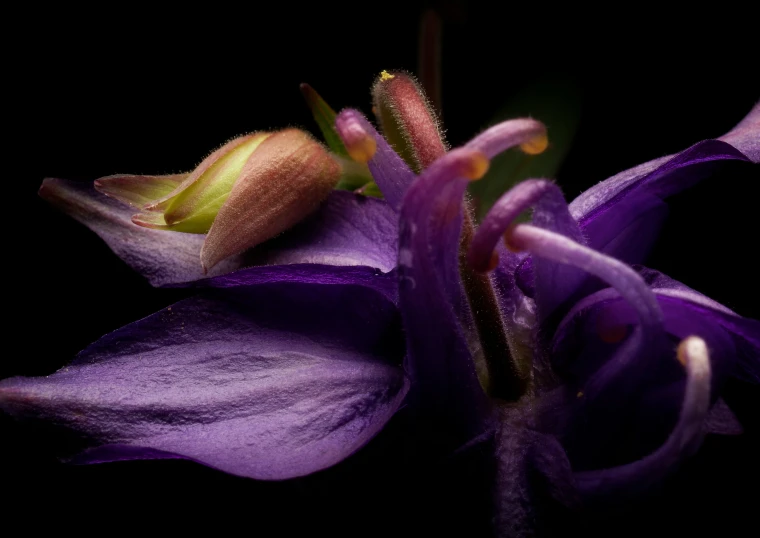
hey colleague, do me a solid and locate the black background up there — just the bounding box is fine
[5,2,759,536]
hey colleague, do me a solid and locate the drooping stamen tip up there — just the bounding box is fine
[676,336,709,369]
[519,131,549,155]
[460,151,490,181]
[335,115,377,163]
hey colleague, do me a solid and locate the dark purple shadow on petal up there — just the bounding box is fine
[1,283,408,480]
[398,150,492,450]
[174,264,398,305]
[335,109,417,211]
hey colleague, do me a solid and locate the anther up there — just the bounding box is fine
[676,336,708,368]
[336,117,377,163]
[519,132,549,155]
[460,151,490,180]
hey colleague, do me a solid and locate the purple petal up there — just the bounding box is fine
[554,267,760,385]
[39,179,398,286]
[39,178,245,287]
[0,284,408,480]
[398,148,492,447]
[570,140,751,263]
[719,101,760,162]
[240,190,398,273]
[335,108,417,211]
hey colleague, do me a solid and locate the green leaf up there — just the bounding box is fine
[468,77,581,220]
[300,83,350,158]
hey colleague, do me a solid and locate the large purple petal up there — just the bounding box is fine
[0,284,408,480]
[40,179,398,287]
[570,140,751,264]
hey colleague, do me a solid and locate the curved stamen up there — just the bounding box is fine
[398,147,496,444]
[504,224,661,332]
[573,336,711,500]
[468,179,563,272]
[504,223,664,397]
[335,108,417,211]
[465,119,547,159]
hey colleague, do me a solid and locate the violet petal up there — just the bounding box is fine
[0,284,408,480]
[184,264,398,305]
[570,140,751,263]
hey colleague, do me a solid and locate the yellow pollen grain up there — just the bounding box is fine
[576,391,584,398]
[520,132,549,155]
[380,70,395,81]
[346,135,377,163]
[462,152,490,180]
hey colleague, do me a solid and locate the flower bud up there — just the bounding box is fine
[200,129,341,271]
[96,129,342,270]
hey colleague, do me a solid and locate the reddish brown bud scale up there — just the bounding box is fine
[200,129,341,271]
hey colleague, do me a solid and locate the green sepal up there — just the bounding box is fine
[300,83,350,158]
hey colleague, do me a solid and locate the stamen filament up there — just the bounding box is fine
[504,223,664,397]
[573,336,711,499]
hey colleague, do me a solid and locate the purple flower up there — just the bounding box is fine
[3,67,758,536]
